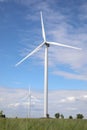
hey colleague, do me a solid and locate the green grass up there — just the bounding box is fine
[0,118,87,130]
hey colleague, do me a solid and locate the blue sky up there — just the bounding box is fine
[0,0,87,117]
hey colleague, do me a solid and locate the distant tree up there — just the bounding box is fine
[55,113,60,119]
[76,114,84,119]
[0,110,5,118]
[60,114,64,119]
[2,114,5,118]
[69,115,73,119]
[46,114,50,118]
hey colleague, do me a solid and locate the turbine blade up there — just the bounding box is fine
[40,11,46,41]
[47,42,82,50]
[15,42,44,67]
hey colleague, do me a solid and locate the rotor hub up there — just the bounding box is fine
[45,43,50,47]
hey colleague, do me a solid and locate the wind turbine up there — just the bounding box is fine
[15,12,81,118]
[21,87,39,118]
[27,87,31,118]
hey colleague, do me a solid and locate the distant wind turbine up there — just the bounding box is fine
[22,87,39,118]
[27,87,31,118]
[15,12,81,118]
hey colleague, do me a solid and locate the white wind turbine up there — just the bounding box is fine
[21,87,39,118]
[15,12,81,118]
[27,87,31,118]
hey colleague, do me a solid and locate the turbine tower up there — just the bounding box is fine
[27,87,31,118]
[15,12,81,118]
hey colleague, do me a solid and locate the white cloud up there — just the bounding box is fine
[67,96,76,102]
[66,107,77,111]
[53,70,87,81]
[79,2,87,21]
[0,87,87,118]
[0,98,3,102]
[83,95,87,99]
[8,103,20,108]
[49,90,87,118]
[0,0,5,2]
[0,87,43,117]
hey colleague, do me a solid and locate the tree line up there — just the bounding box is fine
[54,113,84,119]
[46,113,84,119]
[0,110,84,119]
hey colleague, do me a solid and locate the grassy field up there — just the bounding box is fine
[0,118,87,130]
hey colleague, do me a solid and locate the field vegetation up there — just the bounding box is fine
[0,118,87,130]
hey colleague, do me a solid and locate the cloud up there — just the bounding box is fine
[83,95,87,99]
[0,87,87,118]
[8,103,20,107]
[49,90,87,118]
[0,98,3,102]
[67,96,76,102]
[0,0,5,2]
[58,96,78,103]
[0,86,43,117]
[66,107,77,111]
[53,70,87,81]
[79,2,87,21]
